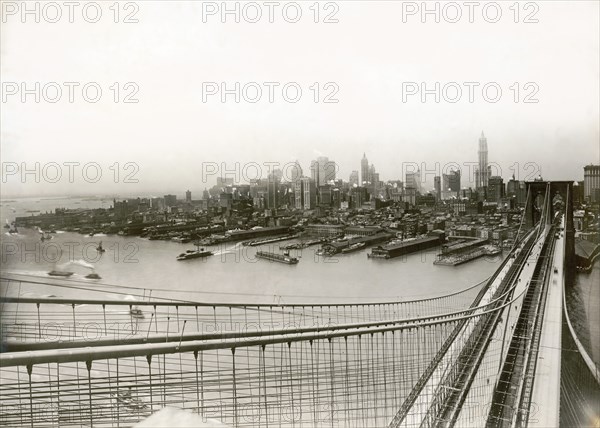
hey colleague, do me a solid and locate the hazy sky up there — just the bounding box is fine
[1,1,599,197]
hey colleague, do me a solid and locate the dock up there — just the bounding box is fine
[368,233,444,259]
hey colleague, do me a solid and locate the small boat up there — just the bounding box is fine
[48,270,74,277]
[96,242,106,253]
[7,221,18,234]
[85,271,101,279]
[130,307,144,319]
[40,232,53,241]
[112,387,148,410]
[176,246,213,261]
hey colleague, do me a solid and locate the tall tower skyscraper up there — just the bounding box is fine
[289,160,302,183]
[311,157,335,186]
[266,172,279,209]
[361,153,369,185]
[477,131,489,190]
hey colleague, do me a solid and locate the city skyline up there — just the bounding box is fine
[1,135,591,199]
[0,128,593,197]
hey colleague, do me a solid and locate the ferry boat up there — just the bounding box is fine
[256,250,299,264]
[176,246,213,261]
[341,242,366,254]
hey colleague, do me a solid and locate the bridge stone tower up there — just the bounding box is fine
[525,180,575,271]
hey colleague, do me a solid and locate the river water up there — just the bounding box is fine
[1,196,503,304]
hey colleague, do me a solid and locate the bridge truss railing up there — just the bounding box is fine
[0,266,539,428]
[0,275,486,347]
[0,303,524,428]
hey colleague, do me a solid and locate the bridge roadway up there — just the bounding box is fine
[485,224,556,426]
[527,219,564,427]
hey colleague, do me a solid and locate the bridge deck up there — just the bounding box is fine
[528,223,564,427]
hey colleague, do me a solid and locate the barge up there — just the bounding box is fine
[255,251,299,264]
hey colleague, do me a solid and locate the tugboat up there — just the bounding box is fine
[7,221,18,234]
[48,260,77,277]
[176,245,213,261]
[48,270,74,277]
[96,242,106,253]
[255,250,299,264]
[85,270,101,279]
[113,386,147,410]
[48,265,74,277]
[130,306,144,319]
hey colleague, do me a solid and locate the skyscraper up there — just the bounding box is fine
[289,161,303,183]
[487,176,505,203]
[434,176,441,202]
[584,164,600,202]
[477,131,489,190]
[294,179,304,209]
[164,194,177,207]
[448,169,460,197]
[311,157,336,186]
[349,171,359,187]
[406,170,421,193]
[361,153,369,185]
[371,171,380,195]
[301,177,316,210]
[266,173,279,209]
[507,175,527,207]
